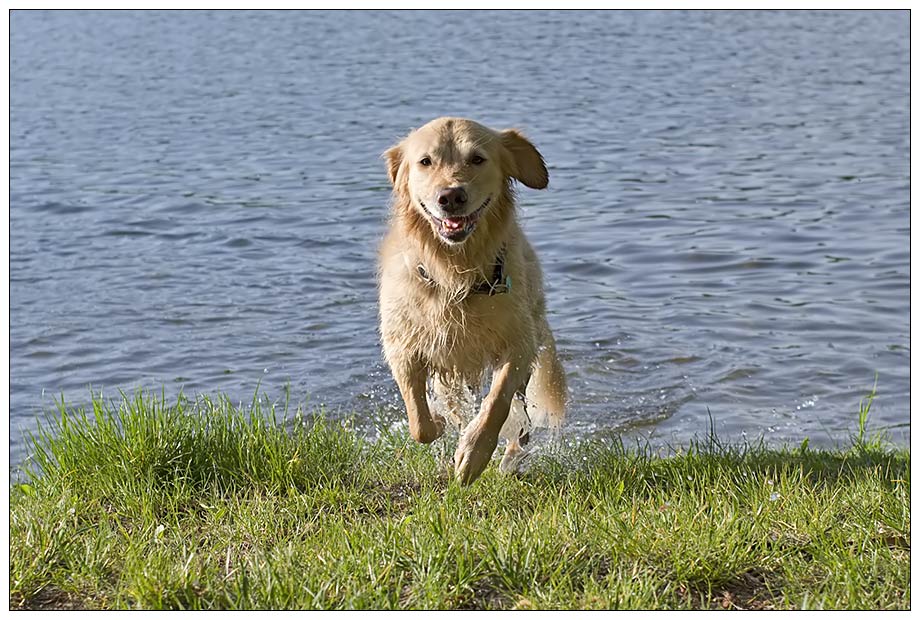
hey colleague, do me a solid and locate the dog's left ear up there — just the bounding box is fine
[500,129,548,190]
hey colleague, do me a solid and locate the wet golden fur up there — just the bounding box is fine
[378,117,566,484]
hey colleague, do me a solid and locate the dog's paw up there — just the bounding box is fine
[412,412,446,444]
[453,424,500,485]
[498,442,529,475]
[430,411,447,440]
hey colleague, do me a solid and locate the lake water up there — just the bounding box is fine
[9,10,910,470]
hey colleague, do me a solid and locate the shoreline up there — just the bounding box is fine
[9,392,910,610]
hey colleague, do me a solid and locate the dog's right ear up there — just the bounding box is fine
[383,143,405,188]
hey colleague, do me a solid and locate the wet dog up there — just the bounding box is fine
[377,117,566,484]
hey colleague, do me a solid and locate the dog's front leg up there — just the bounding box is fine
[454,357,532,484]
[392,357,445,444]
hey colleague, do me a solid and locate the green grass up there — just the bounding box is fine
[9,390,910,610]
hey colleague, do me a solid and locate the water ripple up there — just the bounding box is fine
[9,10,909,469]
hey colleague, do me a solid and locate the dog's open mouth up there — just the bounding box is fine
[420,196,491,243]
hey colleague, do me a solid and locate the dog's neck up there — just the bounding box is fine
[393,187,516,293]
[415,246,510,299]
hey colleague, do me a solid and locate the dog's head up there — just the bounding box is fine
[384,117,548,245]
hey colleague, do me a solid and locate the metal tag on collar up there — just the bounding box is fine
[416,263,435,286]
[490,274,512,295]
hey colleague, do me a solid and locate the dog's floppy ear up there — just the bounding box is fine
[500,129,548,190]
[382,141,412,199]
[383,142,404,186]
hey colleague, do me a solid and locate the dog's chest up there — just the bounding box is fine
[413,289,519,370]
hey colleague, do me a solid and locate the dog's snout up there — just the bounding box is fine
[437,187,468,211]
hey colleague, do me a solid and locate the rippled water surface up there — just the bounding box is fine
[10,10,910,467]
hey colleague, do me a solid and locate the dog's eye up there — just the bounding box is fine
[470,155,486,165]
[419,156,432,167]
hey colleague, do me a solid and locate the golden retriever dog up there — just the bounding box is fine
[378,117,567,484]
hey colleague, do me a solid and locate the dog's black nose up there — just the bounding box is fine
[437,187,468,211]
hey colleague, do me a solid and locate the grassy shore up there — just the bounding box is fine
[9,391,910,610]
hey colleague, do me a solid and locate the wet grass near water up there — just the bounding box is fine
[9,391,910,610]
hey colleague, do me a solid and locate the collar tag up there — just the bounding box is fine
[416,264,435,286]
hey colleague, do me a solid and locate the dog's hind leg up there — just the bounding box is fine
[526,326,567,431]
[500,328,567,475]
[499,387,532,474]
[430,374,475,432]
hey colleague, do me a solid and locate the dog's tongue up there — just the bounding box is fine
[443,217,466,231]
